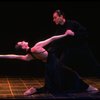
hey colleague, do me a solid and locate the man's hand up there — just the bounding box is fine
[65,29,74,36]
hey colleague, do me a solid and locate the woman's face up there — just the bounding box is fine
[17,41,29,50]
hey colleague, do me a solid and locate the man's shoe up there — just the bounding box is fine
[24,87,37,96]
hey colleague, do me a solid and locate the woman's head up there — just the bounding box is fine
[15,41,29,51]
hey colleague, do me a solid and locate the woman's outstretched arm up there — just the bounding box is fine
[34,29,74,47]
[0,54,33,61]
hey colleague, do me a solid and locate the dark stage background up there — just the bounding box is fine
[0,1,100,77]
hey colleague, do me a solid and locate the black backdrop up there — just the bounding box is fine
[0,1,100,77]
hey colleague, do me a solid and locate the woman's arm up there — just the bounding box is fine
[34,29,74,47]
[0,54,33,61]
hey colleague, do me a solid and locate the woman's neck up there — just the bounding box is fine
[26,47,31,52]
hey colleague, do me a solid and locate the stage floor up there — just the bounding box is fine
[0,75,100,99]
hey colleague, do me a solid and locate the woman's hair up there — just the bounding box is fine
[15,43,22,50]
[15,43,28,54]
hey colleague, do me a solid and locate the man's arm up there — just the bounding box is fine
[34,29,74,47]
[0,54,33,61]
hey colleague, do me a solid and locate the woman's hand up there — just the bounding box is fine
[65,29,74,36]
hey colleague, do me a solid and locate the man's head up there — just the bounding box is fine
[53,9,66,25]
[15,41,29,51]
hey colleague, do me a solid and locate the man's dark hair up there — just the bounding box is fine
[55,9,65,17]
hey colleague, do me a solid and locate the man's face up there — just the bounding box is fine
[53,12,63,25]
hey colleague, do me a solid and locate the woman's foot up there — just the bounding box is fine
[24,87,37,96]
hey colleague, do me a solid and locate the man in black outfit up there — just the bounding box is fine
[23,9,100,96]
[48,9,100,76]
